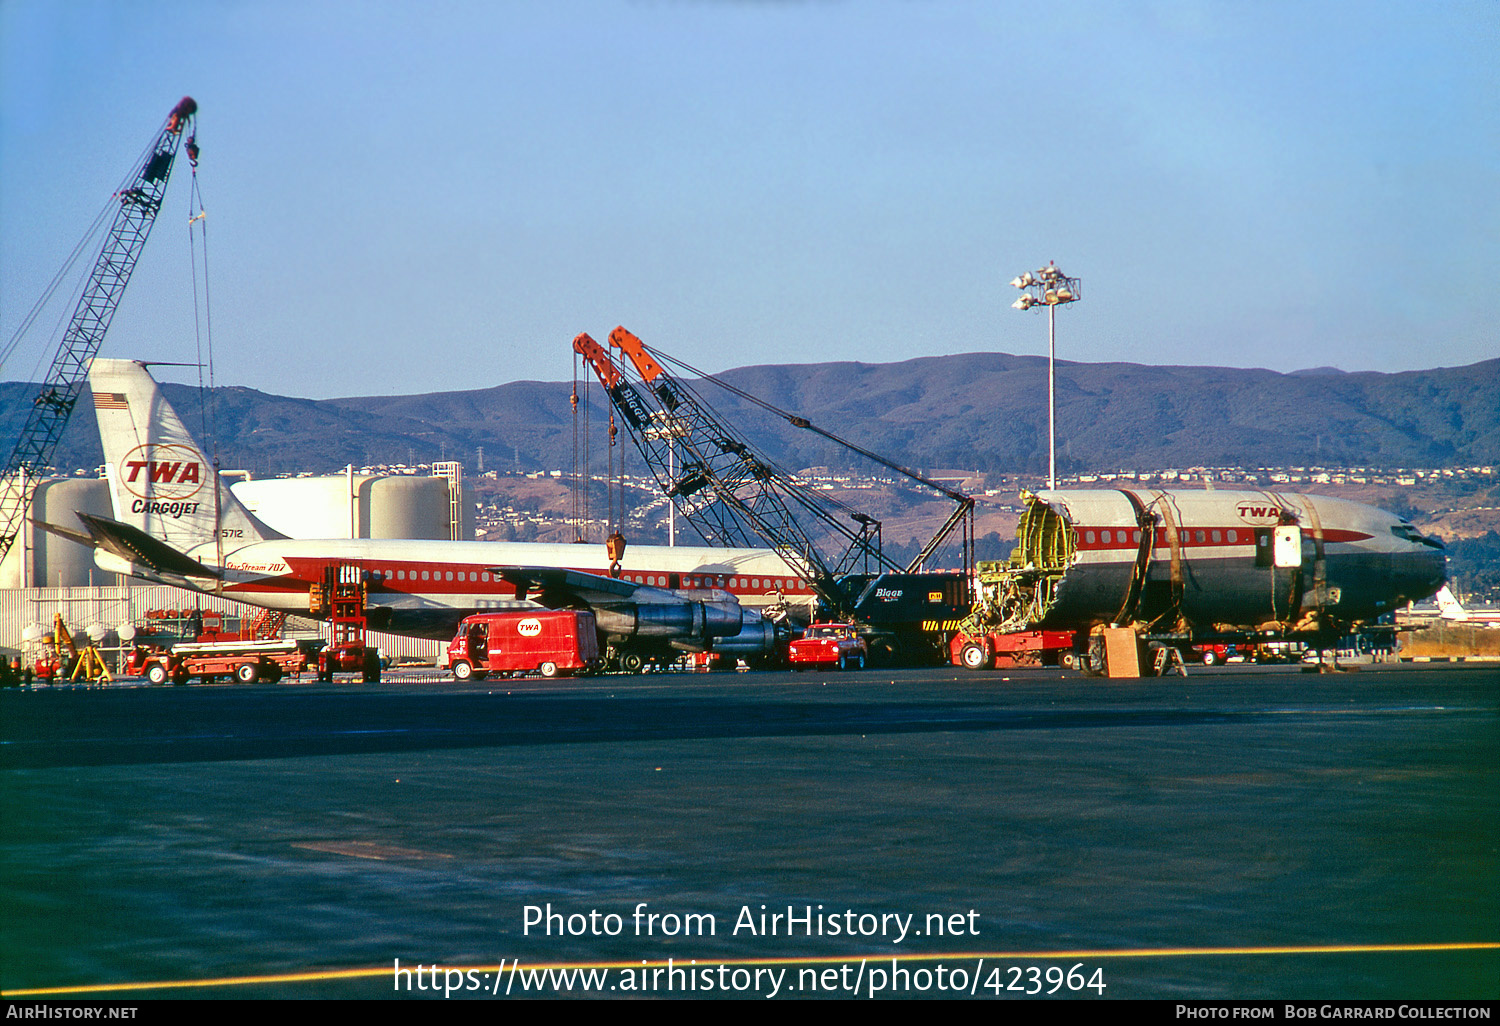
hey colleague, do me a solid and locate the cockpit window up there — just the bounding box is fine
[1391,523,1444,549]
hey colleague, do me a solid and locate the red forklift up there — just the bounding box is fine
[309,564,382,682]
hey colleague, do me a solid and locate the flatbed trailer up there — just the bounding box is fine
[128,638,312,685]
[950,628,1202,676]
[949,629,1079,669]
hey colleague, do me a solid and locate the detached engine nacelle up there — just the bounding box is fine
[593,593,743,643]
[706,609,779,658]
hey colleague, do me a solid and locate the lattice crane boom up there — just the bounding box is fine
[0,97,198,563]
[574,327,941,620]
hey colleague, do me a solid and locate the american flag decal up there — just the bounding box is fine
[93,392,128,410]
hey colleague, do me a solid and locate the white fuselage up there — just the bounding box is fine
[184,537,810,639]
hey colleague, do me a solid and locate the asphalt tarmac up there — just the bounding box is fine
[1,663,1496,1000]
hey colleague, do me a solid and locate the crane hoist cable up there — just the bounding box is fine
[615,334,975,575]
[1,126,170,371]
[183,129,222,574]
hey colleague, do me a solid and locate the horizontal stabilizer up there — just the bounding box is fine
[76,511,222,580]
[30,518,100,549]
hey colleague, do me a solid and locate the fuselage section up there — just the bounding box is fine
[1004,489,1445,633]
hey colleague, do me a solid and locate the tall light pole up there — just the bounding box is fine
[1010,261,1081,490]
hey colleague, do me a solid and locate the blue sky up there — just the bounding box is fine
[3,0,1496,398]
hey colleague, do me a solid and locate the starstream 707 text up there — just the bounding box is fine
[393,958,1106,997]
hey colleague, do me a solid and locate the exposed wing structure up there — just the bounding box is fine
[493,566,644,606]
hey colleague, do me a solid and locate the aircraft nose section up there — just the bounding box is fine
[1399,549,1448,604]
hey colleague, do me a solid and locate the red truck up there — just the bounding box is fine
[445,611,600,680]
[789,623,868,671]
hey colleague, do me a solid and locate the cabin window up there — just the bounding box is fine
[1101,530,1112,544]
[1227,530,1237,543]
[1132,530,1142,543]
[1195,530,1206,544]
[421,571,429,581]
[481,572,490,582]
[1211,530,1221,543]
[1085,531,1096,544]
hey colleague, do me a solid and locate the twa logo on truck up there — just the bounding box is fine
[120,444,206,501]
[516,618,543,637]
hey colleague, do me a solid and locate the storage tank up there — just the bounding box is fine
[230,472,472,540]
[232,476,373,538]
[0,478,120,588]
[366,477,450,539]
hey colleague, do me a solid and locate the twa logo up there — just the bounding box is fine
[120,444,206,501]
[516,618,543,637]
[1236,504,1288,525]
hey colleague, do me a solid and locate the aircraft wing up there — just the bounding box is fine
[492,566,668,608]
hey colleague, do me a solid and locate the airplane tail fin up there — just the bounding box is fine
[1434,584,1469,621]
[88,359,282,559]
